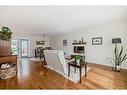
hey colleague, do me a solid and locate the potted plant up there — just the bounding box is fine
[113,46,127,71]
[0,27,11,41]
[75,55,81,65]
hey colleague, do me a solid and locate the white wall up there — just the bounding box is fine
[50,20,127,69]
[12,33,50,58]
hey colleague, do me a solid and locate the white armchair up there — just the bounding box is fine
[44,50,72,76]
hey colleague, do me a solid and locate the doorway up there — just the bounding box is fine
[21,39,29,58]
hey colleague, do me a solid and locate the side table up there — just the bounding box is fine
[68,61,87,83]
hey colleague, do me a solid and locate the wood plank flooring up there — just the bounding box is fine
[0,58,127,89]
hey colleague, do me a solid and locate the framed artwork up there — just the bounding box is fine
[92,37,102,45]
[36,41,44,45]
[63,40,67,46]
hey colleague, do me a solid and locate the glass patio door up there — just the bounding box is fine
[11,39,19,55]
[21,39,29,57]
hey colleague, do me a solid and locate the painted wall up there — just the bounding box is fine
[50,20,127,69]
[12,33,50,58]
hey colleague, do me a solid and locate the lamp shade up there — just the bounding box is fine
[112,38,121,44]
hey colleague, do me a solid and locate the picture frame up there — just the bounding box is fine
[92,37,102,45]
[36,41,44,45]
[63,40,67,46]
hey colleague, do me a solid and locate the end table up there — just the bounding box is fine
[68,61,87,83]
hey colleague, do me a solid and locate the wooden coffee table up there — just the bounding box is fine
[68,61,87,83]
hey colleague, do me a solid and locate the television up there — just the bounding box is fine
[74,46,84,53]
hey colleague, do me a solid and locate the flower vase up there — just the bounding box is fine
[76,59,80,65]
[112,64,121,72]
[116,65,121,72]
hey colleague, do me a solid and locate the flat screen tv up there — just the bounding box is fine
[74,46,84,53]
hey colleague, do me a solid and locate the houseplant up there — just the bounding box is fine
[75,55,81,65]
[113,46,127,71]
[0,26,11,41]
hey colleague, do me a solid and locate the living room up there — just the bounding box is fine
[0,4,127,94]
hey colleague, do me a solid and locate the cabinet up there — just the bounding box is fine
[0,55,17,65]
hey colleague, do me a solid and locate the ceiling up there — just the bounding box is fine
[0,6,127,36]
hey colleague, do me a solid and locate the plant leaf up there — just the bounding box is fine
[119,46,123,59]
[121,53,127,62]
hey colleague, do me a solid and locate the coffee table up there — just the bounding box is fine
[68,61,87,83]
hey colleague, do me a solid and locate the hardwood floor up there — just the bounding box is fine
[0,58,127,89]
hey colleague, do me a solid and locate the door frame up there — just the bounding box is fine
[21,39,29,58]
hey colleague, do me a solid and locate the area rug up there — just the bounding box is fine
[45,65,91,83]
[64,67,91,83]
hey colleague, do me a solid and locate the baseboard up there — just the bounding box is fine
[87,61,127,70]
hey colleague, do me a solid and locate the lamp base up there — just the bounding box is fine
[112,66,121,72]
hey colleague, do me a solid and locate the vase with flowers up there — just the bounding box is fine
[75,55,81,65]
